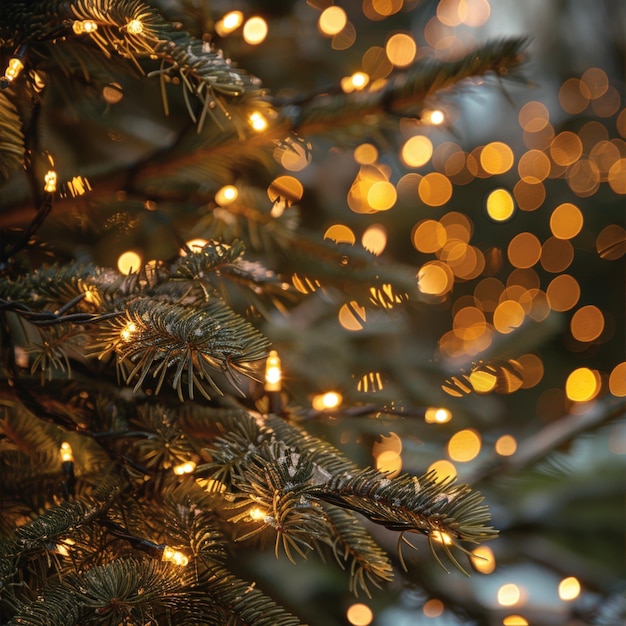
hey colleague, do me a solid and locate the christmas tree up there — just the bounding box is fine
[0,2,624,625]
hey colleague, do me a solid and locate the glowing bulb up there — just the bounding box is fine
[126,19,144,35]
[264,350,282,392]
[44,170,57,193]
[120,321,137,342]
[215,185,238,205]
[60,441,73,463]
[350,71,369,90]
[162,545,189,566]
[173,461,196,475]
[346,603,373,626]
[432,530,453,545]
[425,407,452,423]
[312,391,342,411]
[558,576,581,601]
[424,109,445,125]
[498,583,521,607]
[248,507,266,521]
[243,17,268,45]
[217,11,244,35]
[249,111,268,131]
[72,20,98,34]
[4,57,24,82]
[117,250,142,274]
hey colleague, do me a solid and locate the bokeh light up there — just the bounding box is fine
[346,603,373,626]
[565,367,601,402]
[447,429,481,462]
[471,545,496,574]
[498,584,522,607]
[558,576,581,601]
[117,250,142,274]
[242,17,268,45]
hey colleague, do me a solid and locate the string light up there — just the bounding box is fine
[215,184,238,205]
[60,441,73,463]
[216,11,244,37]
[424,407,452,423]
[312,391,342,411]
[248,506,267,521]
[264,350,282,392]
[72,20,98,34]
[3,57,24,83]
[120,321,137,342]
[248,111,268,131]
[173,461,196,475]
[126,19,144,35]
[43,170,57,193]
[161,545,189,566]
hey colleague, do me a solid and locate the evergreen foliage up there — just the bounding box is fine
[0,1,623,625]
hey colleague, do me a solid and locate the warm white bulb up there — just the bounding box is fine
[44,170,57,193]
[60,442,73,463]
[173,461,196,475]
[162,545,189,566]
[249,111,268,131]
[126,19,144,35]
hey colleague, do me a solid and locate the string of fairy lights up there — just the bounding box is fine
[2,1,624,625]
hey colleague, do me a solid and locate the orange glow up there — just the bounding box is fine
[565,367,601,402]
[428,459,457,481]
[498,583,522,607]
[513,180,546,212]
[495,435,517,456]
[609,362,626,397]
[518,149,551,183]
[596,224,626,259]
[419,173,453,206]
[367,180,397,211]
[354,143,379,165]
[242,17,268,45]
[480,142,514,175]
[486,188,515,222]
[423,599,444,617]
[117,251,142,275]
[503,617,529,626]
[267,176,304,205]
[417,261,454,296]
[401,135,433,168]
[493,300,525,334]
[346,603,373,626]
[540,237,574,273]
[338,302,366,331]
[312,391,343,411]
[570,305,604,342]
[559,78,589,114]
[559,576,581,601]
[518,101,550,132]
[385,33,417,67]
[412,219,447,253]
[471,545,496,574]
[507,232,541,268]
[324,224,356,245]
[550,131,583,166]
[447,429,481,462]
[319,6,347,36]
[550,203,583,239]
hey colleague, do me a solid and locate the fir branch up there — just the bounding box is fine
[199,565,305,626]
[311,468,497,575]
[89,297,270,401]
[320,504,393,597]
[281,38,528,135]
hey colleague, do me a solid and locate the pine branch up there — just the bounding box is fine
[310,467,497,575]
[281,38,528,136]
[89,297,270,401]
[320,504,393,597]
[199,565,305,626]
